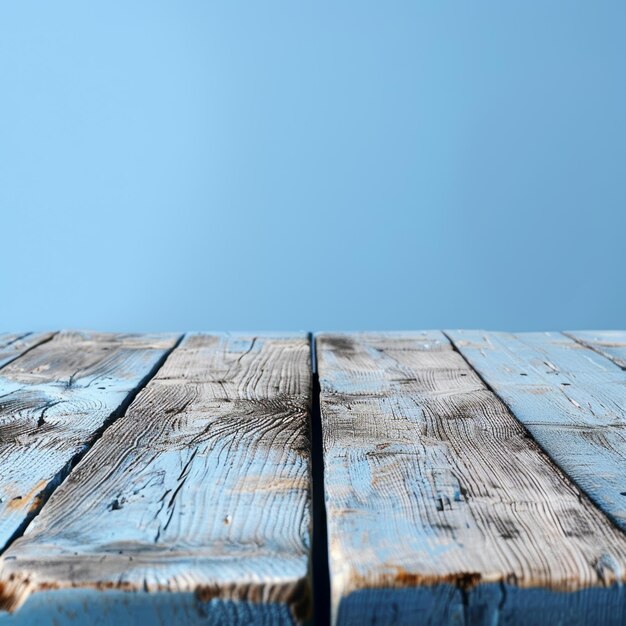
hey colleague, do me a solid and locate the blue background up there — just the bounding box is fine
[1,2,624,332]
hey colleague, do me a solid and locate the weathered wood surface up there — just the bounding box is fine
[0,331,180,553]
[566,330,626,370]
[448,330,626,533]
[317,332,626,626]
[0,333,312,625]
[0,333,55,370]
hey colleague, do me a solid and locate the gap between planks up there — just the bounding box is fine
[0,333,58,372]
[565,331,626,370]
[309,333,331,626]
[0,332,184,558]
[446,330,626,534]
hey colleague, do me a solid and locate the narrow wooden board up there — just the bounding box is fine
[0,333,312,625]
[448,330,626,533]
[317,332,626,626]
[0,331,180,553]
[0,333,55,370]
[566,330,626,370]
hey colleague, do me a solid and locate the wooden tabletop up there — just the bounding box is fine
[0,330,624,625]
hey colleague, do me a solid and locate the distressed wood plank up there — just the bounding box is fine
[0,331,180,553]
[318,331,626,626]
[448,330,626,532]
[0,333,55,370]
[0,333,312,625]
[566,330,626,370]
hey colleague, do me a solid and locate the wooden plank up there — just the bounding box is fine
[0,333,55,370]
[0,331,180,553]
[0,333,312,625]
[565,330,626,369]
[317,331,626,626]
[448,330,626,533]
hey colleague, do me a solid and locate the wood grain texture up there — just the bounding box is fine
[0,331,180,553]
[317,331,626,626]
[448,330,626,533]
[566,330,626,370]
[0,334,55,370]
[0,333,312,625]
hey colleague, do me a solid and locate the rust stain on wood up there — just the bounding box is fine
[5,481,48,513]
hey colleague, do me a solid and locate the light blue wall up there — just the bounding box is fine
[1,2,624,332]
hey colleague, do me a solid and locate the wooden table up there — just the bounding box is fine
[0,330,624,625]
